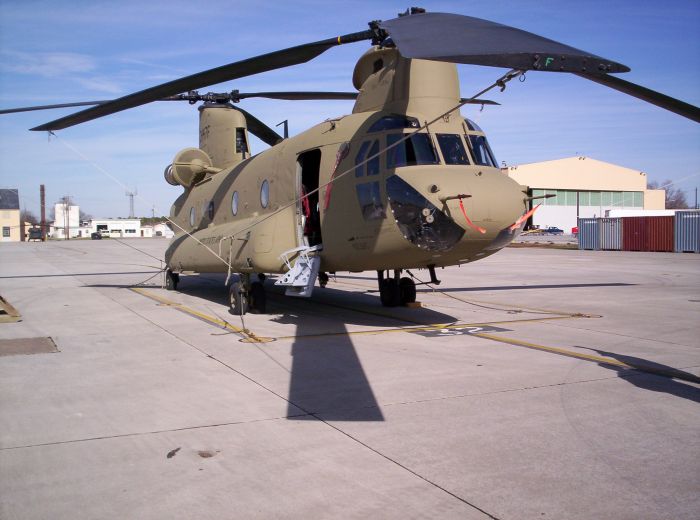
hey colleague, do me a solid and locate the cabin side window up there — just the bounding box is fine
[260,180,269,208]
[436,134,470,165]
[386,133,439,168]
[189,207,195,227]
[231,191,239,216]
[207,201,214,220]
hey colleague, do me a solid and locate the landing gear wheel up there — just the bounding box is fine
[379,278,401,307]
[318,272,329,288]
[249,281,267,314]
[165,269,179,291]
[229,282,248,315]
[399,277,416,305]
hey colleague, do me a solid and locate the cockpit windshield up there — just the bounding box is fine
[386,133,438,168]
[436,134,470,165]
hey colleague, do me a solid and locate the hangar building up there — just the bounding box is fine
[503,157,666,232]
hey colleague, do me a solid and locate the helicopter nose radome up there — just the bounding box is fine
[386,168,526,254]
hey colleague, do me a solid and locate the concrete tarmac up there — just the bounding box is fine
[1,239,698,519]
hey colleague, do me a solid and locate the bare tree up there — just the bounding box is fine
[647,180,689,209]
[79,210,92,222]
[20,210,38,224]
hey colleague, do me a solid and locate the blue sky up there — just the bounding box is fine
[1,0,698,218]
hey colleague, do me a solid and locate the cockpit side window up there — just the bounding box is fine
[466,134,498,167]
[355,141,371,177]
[366,140,380,176]
[386,133,439,168]
[355,140,380,177]
[436,134,470,165]
[464,118,498,167]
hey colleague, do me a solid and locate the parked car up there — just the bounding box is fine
[27,228,43,241]
[542,227,564,235]
[90,232,102,240]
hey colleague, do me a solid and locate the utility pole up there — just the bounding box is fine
[61,195,71,240]
[40,184,46,241]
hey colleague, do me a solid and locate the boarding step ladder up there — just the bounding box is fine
[274,245,321,298]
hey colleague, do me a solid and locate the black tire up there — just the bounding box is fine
[229,282,248,315]
[399,277,416,305]
[379,278,400,307]
[249,281,267,314]
[165,270,178,291]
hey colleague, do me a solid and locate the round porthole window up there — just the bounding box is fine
[260,180,269,208]
[231,191,239,216]
[189,207,195,227]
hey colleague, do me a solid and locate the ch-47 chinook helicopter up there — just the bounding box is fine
[5,9,699,315]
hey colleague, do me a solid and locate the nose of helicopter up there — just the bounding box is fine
[386,166,527,254]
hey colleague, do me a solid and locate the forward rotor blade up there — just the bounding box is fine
[237,92,500,105]
[31,30,373,132]
[235,107,283,147]
[0,101,108,115]
[381,12,629,74]
[236,91,359,101]
[576,73,700,123]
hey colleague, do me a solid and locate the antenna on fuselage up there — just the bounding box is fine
[276,120,289,139]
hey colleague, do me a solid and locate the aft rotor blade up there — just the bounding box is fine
[0,101,108,115]
[31,30,373,132]
[576,73,700,123]
[236,107,283,147]
[381,12,629,74]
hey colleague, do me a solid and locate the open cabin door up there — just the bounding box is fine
[297,149,322,247]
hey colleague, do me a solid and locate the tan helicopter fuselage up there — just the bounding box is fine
[165,47,528,276]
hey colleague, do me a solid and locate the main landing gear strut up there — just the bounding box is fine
[376,266,441,307]
[377,269,417,307]
[229,273,267,315]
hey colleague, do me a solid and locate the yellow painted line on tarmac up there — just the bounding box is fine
[473,332,700,383]
[272,315,576,342]
[473,332,631,368]
[130,287,267,343]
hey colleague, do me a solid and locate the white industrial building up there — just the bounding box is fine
[50,201,81,239]
[91,219,149,238]
[504,156,666,232]
[89,219,173,238]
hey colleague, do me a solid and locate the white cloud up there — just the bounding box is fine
[1,51,96,77]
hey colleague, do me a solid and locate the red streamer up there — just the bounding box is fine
[458,197,486,234]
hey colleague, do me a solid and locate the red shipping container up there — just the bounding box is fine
[646,216,673,252]
[622,216,673,252]
[623,217,645,251]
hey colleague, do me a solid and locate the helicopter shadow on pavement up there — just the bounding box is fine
[580,347,700,404]
[174,273,459,422]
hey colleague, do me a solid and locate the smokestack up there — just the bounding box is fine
[40,184,46,241]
